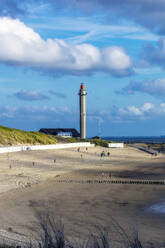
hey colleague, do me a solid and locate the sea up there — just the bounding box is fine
[103,136,165,144]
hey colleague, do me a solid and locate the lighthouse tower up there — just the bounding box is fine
[79,83,87,139]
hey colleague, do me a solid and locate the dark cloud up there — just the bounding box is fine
[2,0,165,34]
[0,0,24,16]
[0,0,34,17]
[142,39,165,68]
[0,0,44,17]
[116,78,165,98]
[49,90,66,99]
[14,90,49,101]
[47,0,165,35]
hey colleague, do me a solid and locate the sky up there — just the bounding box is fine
[1,0,165,137]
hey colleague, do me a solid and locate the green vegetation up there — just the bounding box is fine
[55,137,110,147]
[0,126,57,146]
[61,137,111,147]
[90,138,109,147]
[62,137,79,143]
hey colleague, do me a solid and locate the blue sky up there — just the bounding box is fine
[1,0,165,137]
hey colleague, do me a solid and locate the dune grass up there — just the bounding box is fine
[0,126,58,146]
[90,138,110,147]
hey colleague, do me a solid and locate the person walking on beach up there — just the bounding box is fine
[107,152,110,157]
[100,151,105,158]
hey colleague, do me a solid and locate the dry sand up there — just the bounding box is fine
[0,146,165,246]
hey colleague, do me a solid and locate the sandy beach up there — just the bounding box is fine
[0,146,165,246]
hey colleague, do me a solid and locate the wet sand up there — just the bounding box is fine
[0,146,165,246]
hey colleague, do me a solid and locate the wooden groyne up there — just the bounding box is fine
[128,144,157,155]
[54,179,165,185]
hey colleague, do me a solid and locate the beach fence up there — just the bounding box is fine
[0,142,95,154]
[108,143,124,148]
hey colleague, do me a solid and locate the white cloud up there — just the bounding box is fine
[0,104,78,131]
[0,106,17,118]
[0,105,74,120]
[141,102,154,112]
[86,102,165,125]
[0,17,132,77]
[1,102,165,131]
[118,102,165,119]
[0,17,40,42]
[102,47,131,71]
[33,16,159,43]
[127,106,143,116]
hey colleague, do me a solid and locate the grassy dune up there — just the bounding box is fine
[0,125,113,147]
[0,126,57,146]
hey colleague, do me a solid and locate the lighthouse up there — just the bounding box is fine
[79,83,87,139]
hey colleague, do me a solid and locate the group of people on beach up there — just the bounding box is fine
[77,147,111,159]
[77,147,88,152]
[100,151,110,158]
